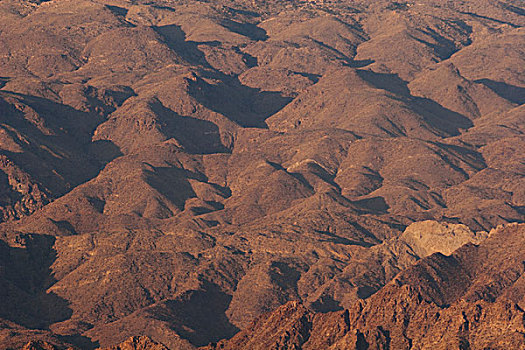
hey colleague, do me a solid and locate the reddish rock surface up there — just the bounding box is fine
[0,0,523,348]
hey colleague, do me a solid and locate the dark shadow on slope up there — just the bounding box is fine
[411,27,466,60]
[0,89,126,151]
[0,235,71,328]
[148,282,239,346]
[356,70,411,96]
[266,160,315,191]
[190,201,225,215]
[0,235,97,348]
[310,38,354,64]
[475,79,525,104]
[354,197,389,213]
[348,221,383,245]
[292,71,321,83]
[233,47,258,68]
[187,73,293,128]
[154,25,211,67]
[309,295,343,313]
[498,3,525,16]
[143,166,199,213]
[356,331,369,349]
[153,25,289,128]
[414,98,473,135]
[460,11,520,28]
[434,142,486,171]
[151,4,176,12]
[1,91,103,145]
[510,205,525,218]
[105,5,128,17]
[315,229,375,247]
[269,261,302,292]
[1,148,95,200]
[345,59,374,68]
[0,77,8,89]
[0,92,121,197]
[224,6,261,18]
[357,285,382,299]
[149,100,230,154]
[357,70,473,135]
[144,163,229,217]
[386,2,410,11]
[221,19,268,41]
[89,139,123,164]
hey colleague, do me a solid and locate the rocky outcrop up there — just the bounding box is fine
[205,223,525,350]
[101,336,169,350]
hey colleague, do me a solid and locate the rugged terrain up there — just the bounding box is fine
[0,0,523,348]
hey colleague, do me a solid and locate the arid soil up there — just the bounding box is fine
[0,0,523,349]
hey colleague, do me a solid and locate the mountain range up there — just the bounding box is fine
[0,0,523,348]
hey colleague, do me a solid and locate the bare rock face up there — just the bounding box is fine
[399,220,488,257]
[22,341,62,350]
[206,223,525,350]
[21,336,169,350]
[101,336,169,350]
[0,0,523,348]
[0,155,49,221]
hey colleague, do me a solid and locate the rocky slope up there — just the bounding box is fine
[0,0,522,348]
[205,223,525,350]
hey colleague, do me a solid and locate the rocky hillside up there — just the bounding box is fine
[0,0,523,348]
